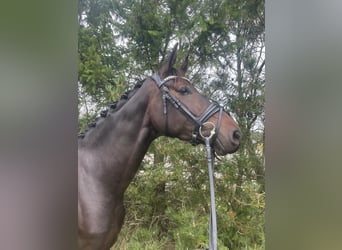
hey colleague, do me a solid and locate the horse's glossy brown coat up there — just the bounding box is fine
[78,46,240,249]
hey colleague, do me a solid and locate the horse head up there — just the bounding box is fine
[148,44,241,155]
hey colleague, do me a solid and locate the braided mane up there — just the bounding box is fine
[78,79,145,139]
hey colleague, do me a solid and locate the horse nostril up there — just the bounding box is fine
[233,130,241,141]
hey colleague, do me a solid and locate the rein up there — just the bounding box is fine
[200,122,218,250]
[151,73,221,250]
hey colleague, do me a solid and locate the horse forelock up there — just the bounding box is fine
[78,79,146,139]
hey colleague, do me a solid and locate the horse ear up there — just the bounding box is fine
[180,53,189,73]
[159,43,178,77]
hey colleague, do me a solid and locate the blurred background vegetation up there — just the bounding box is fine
[78,0,264,249]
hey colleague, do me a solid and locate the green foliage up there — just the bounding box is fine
[79,0,265,248]
[113,138,265,249]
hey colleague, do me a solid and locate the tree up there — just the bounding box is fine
[78,0,265,248]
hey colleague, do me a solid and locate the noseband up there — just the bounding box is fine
[151,73,224,147]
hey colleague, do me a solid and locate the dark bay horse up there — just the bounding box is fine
[78,45,241,250]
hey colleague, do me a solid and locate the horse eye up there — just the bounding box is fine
[179,87,191,95]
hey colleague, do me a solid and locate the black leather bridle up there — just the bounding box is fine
[151,73,224,147]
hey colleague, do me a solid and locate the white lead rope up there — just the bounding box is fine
[200,122,218,250]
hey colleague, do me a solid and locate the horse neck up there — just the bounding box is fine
[79,80,159,191]
[109,82,158,164]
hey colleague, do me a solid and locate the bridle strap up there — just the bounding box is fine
[210,106,223,147]
[151,73,223,146]
[152,73,198,135]
[192,103,223,145]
